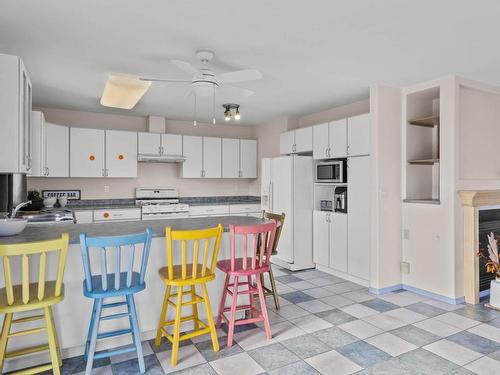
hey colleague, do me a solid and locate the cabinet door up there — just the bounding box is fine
[279,131,295,155]
[222,138,240,178]
[138,132,161,155]
[330,212,348,272]
[162,134,183,155]
[240,139,257,178]
[181,136,203,178]
[347,113,370,156]
[30,111,44,176]
[295,127,313,153]
[313,123,329,159]
[203,137,222,178]
[329,119,347,158]
[106,130,137,178]
[70,127,105,177]
[313,211,330,267]
[45,123,69,177]
[19,61,32,173]
[347,156,371,280]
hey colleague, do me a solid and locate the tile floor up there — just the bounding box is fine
[36,266,500,374]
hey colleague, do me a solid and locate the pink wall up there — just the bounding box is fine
[28,108,256,199]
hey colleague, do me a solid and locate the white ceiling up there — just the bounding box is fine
[1,0,500,125]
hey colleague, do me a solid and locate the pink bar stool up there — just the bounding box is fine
[216,221,277,347]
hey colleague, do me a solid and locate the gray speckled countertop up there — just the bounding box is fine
[0,216,264,245]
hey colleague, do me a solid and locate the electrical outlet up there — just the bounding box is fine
[403,229,410,240]
[104,185,110,193]
[401,262,410,274]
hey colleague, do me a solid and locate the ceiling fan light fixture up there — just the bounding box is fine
[100,75,151,109]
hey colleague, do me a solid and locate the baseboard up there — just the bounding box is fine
[368,284,465,305]
[369,284,403,295]
[315,264,370,287]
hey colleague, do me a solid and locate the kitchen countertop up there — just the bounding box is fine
[0,215,265,244]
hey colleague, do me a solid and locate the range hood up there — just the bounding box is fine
[137,154,186,163]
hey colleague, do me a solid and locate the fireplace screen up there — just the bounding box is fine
[478,209,499,292]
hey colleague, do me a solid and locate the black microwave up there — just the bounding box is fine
[315,160,347,183]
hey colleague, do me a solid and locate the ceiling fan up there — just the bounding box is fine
[100,50,263,110]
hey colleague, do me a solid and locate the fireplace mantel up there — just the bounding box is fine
[459,189,500,304]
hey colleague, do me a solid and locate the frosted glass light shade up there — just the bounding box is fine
[100,75,151,109]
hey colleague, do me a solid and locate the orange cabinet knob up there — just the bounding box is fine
[118,154,124,160]
[103,212,109,218]
[89,155,95,161]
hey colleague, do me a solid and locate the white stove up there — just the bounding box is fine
[135,187,189,220]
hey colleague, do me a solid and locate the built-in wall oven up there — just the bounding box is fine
[315,159,347,183]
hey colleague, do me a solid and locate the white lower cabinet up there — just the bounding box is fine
[229,204,261,217]
[74,210,93,224]
[330,212,347,272]
[93,208,141,222]
[313,211,330,267]
[188,205,229,217]
[347,156,371,280]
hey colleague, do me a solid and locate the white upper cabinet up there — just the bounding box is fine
[181,136,203,178]
[203,137,222,178]
[138,132,161,155]
[240,139,257,178]
[294,127,313,153]
[30,111,45,177]
[222,138,240,178]
[313,122,329,159]
[280,127,313,155]
[70,128,105,177]
[105,130,137,178]
[347,113,370,156]
[45,123,69,177]
[279,130,295,155]
[0,54,32,173]
[329,119,347,158]
[162,134,182,155]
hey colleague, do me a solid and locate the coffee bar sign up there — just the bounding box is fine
[42,190,81,200]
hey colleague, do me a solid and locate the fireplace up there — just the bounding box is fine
[478,209,499,292]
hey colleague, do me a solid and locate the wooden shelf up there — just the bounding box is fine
[408,115,439,127]
[403,199,440,205]
[408,158,440,165]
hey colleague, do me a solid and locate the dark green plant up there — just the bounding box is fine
[27,190,41,201]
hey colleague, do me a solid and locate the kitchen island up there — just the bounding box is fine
[1,216,265,372]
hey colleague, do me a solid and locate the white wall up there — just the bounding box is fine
[369,85,402,291]
[28,108,257,199]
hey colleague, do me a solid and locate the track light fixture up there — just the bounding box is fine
[222,103,241,122]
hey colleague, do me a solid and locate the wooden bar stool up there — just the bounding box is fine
[216,221,277,347]
[0,234,69,375]
[259,211,285,310]
[156,225,223,366]
[79,229,153,375]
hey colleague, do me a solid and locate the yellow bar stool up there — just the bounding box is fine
[155,225,223,366]
[0,234,69,375]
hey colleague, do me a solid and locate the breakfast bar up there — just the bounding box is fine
[0,216,264,372]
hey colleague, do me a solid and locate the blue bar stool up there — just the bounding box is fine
[79,229,153,374]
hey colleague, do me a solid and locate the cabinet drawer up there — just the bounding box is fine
[93,208,141,222]
[74,210,93,224]
[229,204,261,215]
[188,205,229,217]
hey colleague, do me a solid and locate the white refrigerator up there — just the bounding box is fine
[261,155,314,271]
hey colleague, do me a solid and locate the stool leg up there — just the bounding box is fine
[248,275,255,318]
[216,274,230,328]
[47,306,63,366]
[45,306,60,375]
[171,287,183,366]
[268,267,280,310]
[256,275,272,340]
[156,284,171,347]
[127,294,145,373]
[191,285,199,331]
[227,276,239,347]
[0,313,13,373]
[201,282,219,352]
[85,298,103,375]
[84,299,97,360]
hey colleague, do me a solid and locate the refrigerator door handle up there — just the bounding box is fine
[269,182,273,212]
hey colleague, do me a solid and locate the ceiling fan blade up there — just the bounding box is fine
[139,77,191,83]
[170,59,201,76]
[100,75,151,110]
[217,69,262,84]
[219,84,254,98]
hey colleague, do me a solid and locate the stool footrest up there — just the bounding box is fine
[94,345,136,360]
[11,315,45,324]
[8,326,46,338]
[97,328,132,340]
[160,325,211,343]
[102,301,128,309]
[7,363,53,375]
[5,344,49,359]
[100,312,131,321]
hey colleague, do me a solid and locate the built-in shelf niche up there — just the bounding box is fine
[405,86,440,203]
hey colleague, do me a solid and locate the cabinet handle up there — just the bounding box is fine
[346,145,350,155]
[159,146,163,155]
[102,169,106,177]
[45,167,49,176]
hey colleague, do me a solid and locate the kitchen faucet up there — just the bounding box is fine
[11,201,31,218]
